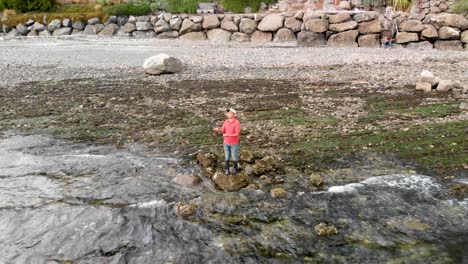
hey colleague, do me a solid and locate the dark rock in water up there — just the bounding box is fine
[197,151,218,168]
[213,171,249,191]
[175,202,197,217]
[174,174,202,187]
[315,223,339,236]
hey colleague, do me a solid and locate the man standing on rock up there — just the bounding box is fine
[213,108,241,174]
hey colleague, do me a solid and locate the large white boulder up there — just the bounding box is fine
[143,54,183,75]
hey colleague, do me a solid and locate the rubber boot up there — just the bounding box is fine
[224,160,230,175]
[232,162,238,174]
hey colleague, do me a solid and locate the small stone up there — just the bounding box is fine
[309,174,324,187]
[213,172,249,192]
[415,82,432,93]
[284,17,302,32]
[270,188,287,198]
[304,18,328,33]
[315,223,338,236]
[395,32,419,44]
[436,80,454,92]
[174,174,202,187]
[175,202,197,217]
[220,19,238,32]
[143,54,183,75]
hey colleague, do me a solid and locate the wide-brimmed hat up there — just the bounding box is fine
[227,108,237,114]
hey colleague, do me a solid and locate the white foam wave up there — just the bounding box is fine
[129,199,167,208]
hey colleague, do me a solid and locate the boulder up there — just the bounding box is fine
[179,32,206,40]
[136,16,150,22]
[174,174,202,187]
[62,18,72,28]
[16,24,29,35]
[339,1,351,10]
[154,19,171,33]
[98,23,119,36]
[406,41,433,50]
[353,11,379,23]
[221,19,238,32]
[438,26,460,40]
[123,23,137,33]
[133,30,156,38]
[27,30,38,37]
[52,27,72,36]
[83,24,104,35]
[304,18,328,33]
[207,28,232,42]
[179,19,202,35]
[105,16,117,26]
[72,20,86,30]
[358,20,381,34]
[400,20,425,32]
[431,14,468,30]
[284,17,302,32]
[415,82,432,92]
[47,19,62,32]
[257,14,284,31]
[115,28,131,37]
[143,54,183,75]
[329,13,352,24]
[191,16,203,23]
[250,30,272,43]
[395,32,419,43]
[270,188,288,198]
[436,80,454,92]
[32,22,45,31]
[329,21,358,32]
[421,25,438,39]
[297,31,327,46]
[328,30,358,47]
[202,15,220,29]
[117,16,128,26]
[231,32,250,42]
[196,152,217,168]
[434,40,463,50]
[244,155,282,176]
[156,31,179,39]
[170,17,183,31]
[25,19,34,26]
[213,172,249,192]
[240,150,255,163]
[309,174,324,187]
[274,28,296,42]
[419,70,438,85]
[461,30,468,43]
[240,18,257,34]
[38,30,51,37]
[87,17,101,25]
[136,22,152,31]
[358,34,380,48]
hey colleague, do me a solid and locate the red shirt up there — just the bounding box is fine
[222,118,241,145]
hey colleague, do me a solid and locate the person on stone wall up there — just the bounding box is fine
[213,108,241,175]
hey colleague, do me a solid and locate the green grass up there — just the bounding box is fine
[451,0,468,14]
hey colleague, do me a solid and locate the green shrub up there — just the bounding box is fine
[220,0,278,13]
[1,0,54,12]
[392,0,411,10]
[103,3,151,16]
[164,0,199,13]
[451,0,468,14]
[96,0,107,6]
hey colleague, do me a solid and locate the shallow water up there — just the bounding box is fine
[1,134,467,263]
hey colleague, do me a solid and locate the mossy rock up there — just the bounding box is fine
[270,188,287,198]
[213,171,249,192]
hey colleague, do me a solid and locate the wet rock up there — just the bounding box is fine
[98,24,119,36]
[436,80,454,92]
[438,26,460,40]
[250,30,272,43]
[358,20,381,34]
[395,32,419,44]
[434,40,463,51]
[327,30,358,47]
[297,31,326,46]
[179,31,206,40]
[175,202,197,217]
[274,28,296,42]
[315,223,338,236]
[309,174,324,187]
[72,20,86,30]
[406,41,433,50]
[202,15,220,29]
[358,34,380,48]
[174,174,202,187]
[47,19,62,32]
[202,167,216,179]
[231,32,250,42]
[245,155,282,177]
[304,18,328,33]
[196,152,218,168]
[213,172,249,192]
[207,28,232,42]
[284,17,302,32]
[270,188,287,198]
[257,14,284,32]
[143,54,183,75]
[387,217,430,233]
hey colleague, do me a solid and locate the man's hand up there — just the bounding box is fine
[213,127,221,132]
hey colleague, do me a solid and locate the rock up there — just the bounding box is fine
[163,13,172,22]
[154,19,171,33]
[421,25,438,39]
[47,19,62,32]
[328,30,358,47]
[436,80,454,92]
[157,31,179,39]
[315,223,338,236]
[461,30,468,43]
[98,24,119,36]
[62,18,71,28]
[459,102,468,110]
[240,150,255,163]
[213,172,249,192]
[395,32,419,43]
[329,13,352,24]
[220,19,238,32]
[25,19,34,26]
[329,21,358,32]
[339,1,351,10]
[83,24,104,35]
[2,25,9,34]
[175,202,197,217]
[415,82,432,92]
[239,19,257,34]
[231,32,250,42]
[72,20,86,30]
[284,17,302,32]
[87,17,101,25]
[353,11,379,23]
[30,22,44,32]
[358,20,381,34]
[179,31,206,40]
[143,54,183,75]
[406,41,433,50]
[72,29,83,35]
[207,28,232,42]
[358,34,380,47]
[439,2,449,11]
[434,40,463,50]
[191,16,203,23]
[304,19,328,33]
[257,14,284,32]
[309,174,324,187]
[202,15,220,29]
[438,26,460,40]
[170,17,183,31]
[270,188,287,198]
[38,30,51,37]
[196,152,217,168]
[16,24,29,35]
[273,28,296,42]
[27,31,38,37]
[400,20,425,32]
[419,70,438,85]
[294,11,304,20]
[174,174,202,187]
[179,19,202,35]
[250,30,272,43]
[431,14,468,31]
[115,28,130,37]
[136,22,152,31]
[297,31,327,46]
[245,155,282,176]
[117,16,128,26]
[52,27,72,36]
[123,23,137,33]
[128,16,137,23]
[137,16,150,22]
[104,16,117,26]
